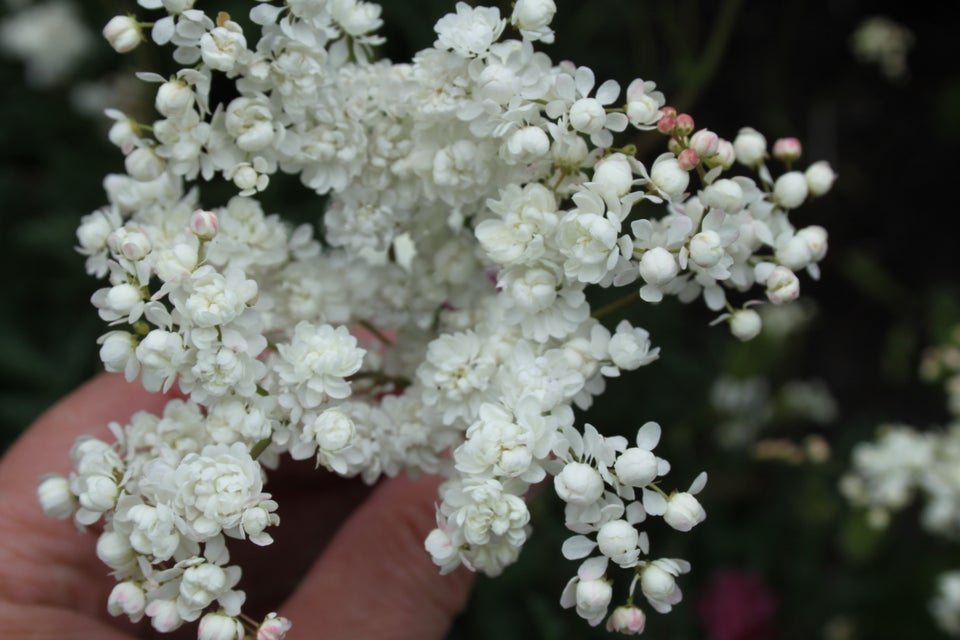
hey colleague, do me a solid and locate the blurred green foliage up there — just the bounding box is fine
[1,0,959,638]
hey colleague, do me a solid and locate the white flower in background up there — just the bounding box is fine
[434,2,505,58]
[0,1,93,86]
[851,16,914,82]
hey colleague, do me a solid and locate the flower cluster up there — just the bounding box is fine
[842,326,960,635]
[40,0,835,636]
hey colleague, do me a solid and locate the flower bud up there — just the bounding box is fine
[108,581,147,621]
[102,15,142,53]
[714,139,735,169]
[145,598,183,633]
[502,125,550,164]
[606,605,646,634]
[773,137,802,162]
[190,209,219,240]
[775,235,813,271]
[674,113,694,136]
[313,408,355,453]
[597,519,639,563]
[96,530,135,570]
[663,491,706,531]
[104,283,143,316]
[689,129,719,156]
[155,80,194,117]
[641,563,681,607]
[700,178,744,213]
[773,171,809,209]
[593,153,634,197]
[99,331,138,374]
[257,613,292,640]
[79,474,119,512]
[639,247,678,286]
[108,227,152,260]
[649,157,689,199]
[765,265,800,304]
[77,211,115,254]
[626,93,660,127]
[677,148,700,171]
[729,308,762,341]
[576,578,613,620]
[198,612,244,640]
[656,115,676,135]
[615,447,659,487]
[797,225,828,261]
[555,461,604,505]
[124,147,165,181]
[733,126,767,166]
[37,475,75,519]
[569,98,606,135]
[511,0,556,31]
[804,160,837,196]
[108,117,139,153]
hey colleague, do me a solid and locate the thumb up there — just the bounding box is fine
[280,474,473,640]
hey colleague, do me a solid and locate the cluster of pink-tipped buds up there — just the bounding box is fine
[677,148,700,171]
[656,106,696,136]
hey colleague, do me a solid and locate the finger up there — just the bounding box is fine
[281,474,474,640]
[0,373,170,616]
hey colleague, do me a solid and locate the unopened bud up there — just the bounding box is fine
[674,113,694,136]
[103,15,142,53]
[773,137,802,162]
[656,115,676,135]
[689,129,719,156]
[190,209,219,240]
[677,148,700,171]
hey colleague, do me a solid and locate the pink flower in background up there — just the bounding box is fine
[698,570,777,640]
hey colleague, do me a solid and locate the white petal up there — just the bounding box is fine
[689,471,708,494]
[635,421,661,450]
[578,555,609,580]
[642,488,667,515]
[151,16,175,45]
[605,112,629,132]
[596,79,620,105]
[562,535,597,560]
[625,501,646,524]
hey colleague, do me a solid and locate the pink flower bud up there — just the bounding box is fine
[607,605,646,634]
[656,115,676,135]
[677,148,700,171]
[660,105,678,119]
[689,128,720,156]
[765,265,800,304]
[258,613,292,640]
[773,137,802,162]
[675,113,694,136]
[190,209,219,240]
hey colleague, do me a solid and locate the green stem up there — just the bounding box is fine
[591,290,640,319]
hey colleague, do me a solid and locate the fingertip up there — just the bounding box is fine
[281,474,474,640]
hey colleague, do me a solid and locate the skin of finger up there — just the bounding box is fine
[0,374,170,617]
[280,474,474,640]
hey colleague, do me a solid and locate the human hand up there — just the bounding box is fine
[0,373,473,639]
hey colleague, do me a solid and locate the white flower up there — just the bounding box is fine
[276,322,366,408]
[805,160,837,196]
[648,154,689,200]
[592,153,634,198]
[510,0,556,43]
[733,127,767,166]
[198,612,244,640]
[663,486,706,532]
[773,171,808,209]
[434,2,505,58]
[606,320,658,372]
[729,308,763,341]
[136,329,188,393]
[37,474,75,519]
[596,519,640,566]
[640,558,690,613]
[700,178,744,213]
[764,265,801,304]
[624,78,664,129]
[224,96,275,152]
[555,461,605,505]
[560,557,613,626]
[606,605,646,634]
[638,246,678,302]
[155,79,195,117]
[103,15,142,53]
[108,581,147,622]
[199,21,246,72]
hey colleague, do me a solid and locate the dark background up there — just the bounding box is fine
[2,0,958,638]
